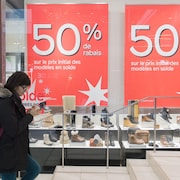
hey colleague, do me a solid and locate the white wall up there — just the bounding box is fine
[6,0,180,110]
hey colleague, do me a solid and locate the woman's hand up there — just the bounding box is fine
[27,105,40,117]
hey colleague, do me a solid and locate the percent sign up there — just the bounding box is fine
[83,23,102,41]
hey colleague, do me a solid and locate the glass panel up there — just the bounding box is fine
[5,8,25,79]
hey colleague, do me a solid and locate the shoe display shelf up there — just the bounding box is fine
[122,140,180,149]
[119,112,180,140]
[30,139,120,149]
[29,112,121,172]
[29,112,119,148]
[119,112,180,130]
[118,111,180,166]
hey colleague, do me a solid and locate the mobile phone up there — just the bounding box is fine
[39,101,46,109]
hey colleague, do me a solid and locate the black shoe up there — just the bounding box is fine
[49,132,58,142]
[109,132,115,146]
[160,107,172,123]
[91,105,96,116]
[70,110,76,127]
[101,108,113,117]
[54,125,63,128]
[148,142,159,147]
[146,113,155,120]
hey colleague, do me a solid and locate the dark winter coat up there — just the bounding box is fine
[0,85,33,172]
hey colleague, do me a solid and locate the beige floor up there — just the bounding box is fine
[0,174,53,180]
[51,166,131,180]
[35,174,53,180]
[4,151,179,180]
[50,151,180,180]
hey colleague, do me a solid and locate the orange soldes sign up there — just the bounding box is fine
[26,4,108,107]
[125,5,180,107]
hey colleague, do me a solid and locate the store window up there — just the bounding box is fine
[6,6,25,80]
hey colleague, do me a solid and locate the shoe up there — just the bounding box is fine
[94,134,103,146]
[146,113,155,120]
[63,111,71,127]
[101,117,114,128]
[160,135,175,147]
[30,137,38,143]
[128,100,139,123]
[133,101,139,122]
[101,118,114,128]
[100,108,114,127]
[165,108,172,119]
[82,116,94,128]
[160,135,170,146]
[142,115,154,122]
[160,107,172,123]
[59,130,69,144]
[54,125,63,128]
[49,131,58,142]
[43,134,53,145]
[89,135,103,147]
[149,142,159,147]
[104,132,115,146]
[29,133,38,143]
[166,135,175,146]
[70,110,76,127]
[109,132,115,146]
[71,130,85,142]
[87,116,94,125]
[127,115,138,124]
[177,116,180,124]
[101,108,113,117]
[123,117,136,127]
[89,134,103,146]
[91,105,96,116]
[29,122,41,128]
[104,131,110,146]
[128,134,144,144]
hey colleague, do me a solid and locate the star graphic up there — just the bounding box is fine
[39,79,43,84]
[22,80,56,108]
[44,88,51,95]
[79,76,108,106]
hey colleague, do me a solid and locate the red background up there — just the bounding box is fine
[125,5,180,107]
[26,4,108,106]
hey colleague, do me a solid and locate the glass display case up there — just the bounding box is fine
[29,96,180,172]
[117,96,180,165]
[29,106,121,172]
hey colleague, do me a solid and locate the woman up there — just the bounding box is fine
[0,71,41,180]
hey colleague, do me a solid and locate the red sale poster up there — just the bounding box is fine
[25,4,108,107]
[125,5,180,107]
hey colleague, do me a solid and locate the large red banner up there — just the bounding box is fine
[125,5,180,107]
[25,4,108,107]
